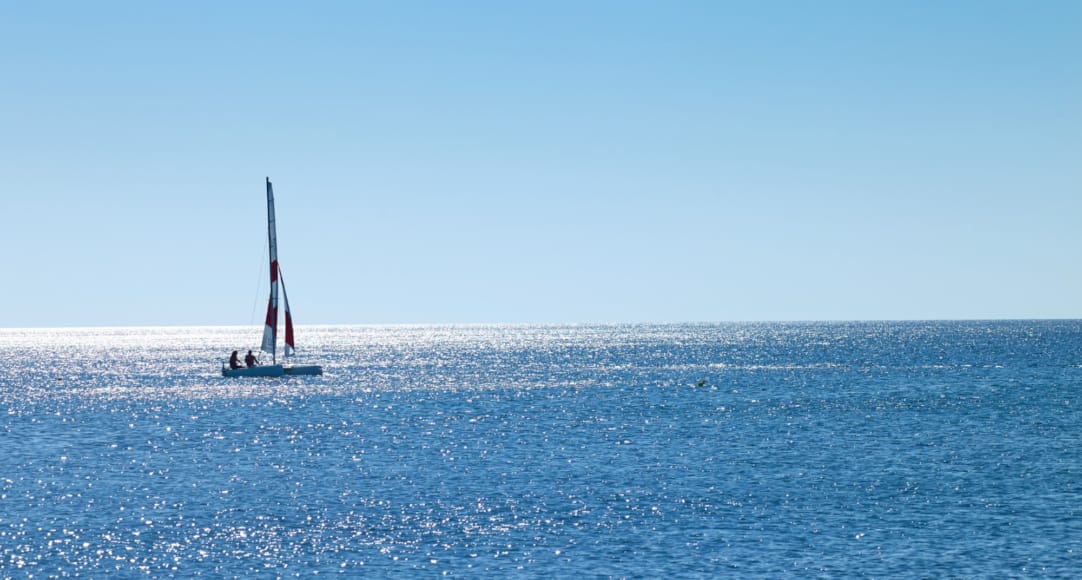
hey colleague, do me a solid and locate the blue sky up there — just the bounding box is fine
[2,1,1079,326]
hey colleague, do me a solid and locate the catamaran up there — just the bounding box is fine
[222,178,323,377]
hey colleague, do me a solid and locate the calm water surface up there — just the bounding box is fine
[0,322,1079,577]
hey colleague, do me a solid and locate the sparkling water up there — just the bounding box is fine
[1,322,1079,577]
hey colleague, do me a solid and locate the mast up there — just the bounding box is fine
[260,177,280,364]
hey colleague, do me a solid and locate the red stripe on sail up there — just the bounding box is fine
[284,310,295,352]
[270,260,279,283]
[264,302,277,330]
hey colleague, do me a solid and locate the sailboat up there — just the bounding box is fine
[222,178,324,378]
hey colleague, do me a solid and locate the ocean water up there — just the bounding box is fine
[0,322,1079,578]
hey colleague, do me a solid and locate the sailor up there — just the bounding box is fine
[228,350,242,370]
[244,350,259,368]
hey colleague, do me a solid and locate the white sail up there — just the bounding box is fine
[260,177,279,361]
[281,268,295,357]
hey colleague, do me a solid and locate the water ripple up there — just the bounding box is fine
[0,322,1079,576]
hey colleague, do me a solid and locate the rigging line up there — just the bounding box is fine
[249,237,268,327]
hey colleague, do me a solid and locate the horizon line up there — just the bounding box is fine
[2,318,1080,331]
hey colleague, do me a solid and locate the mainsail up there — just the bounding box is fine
[260,177,281,362]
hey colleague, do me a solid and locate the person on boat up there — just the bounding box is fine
[228,350,242,370]
[244,350,259,368]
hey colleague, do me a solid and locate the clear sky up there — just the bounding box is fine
[2,1,1079,327]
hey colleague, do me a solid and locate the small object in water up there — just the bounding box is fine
[696,379,706,387]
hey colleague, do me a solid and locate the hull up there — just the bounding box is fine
[222,364,285,378]
[284,365,323,376]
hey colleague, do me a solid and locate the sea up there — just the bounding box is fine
[0,322,1078,578]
